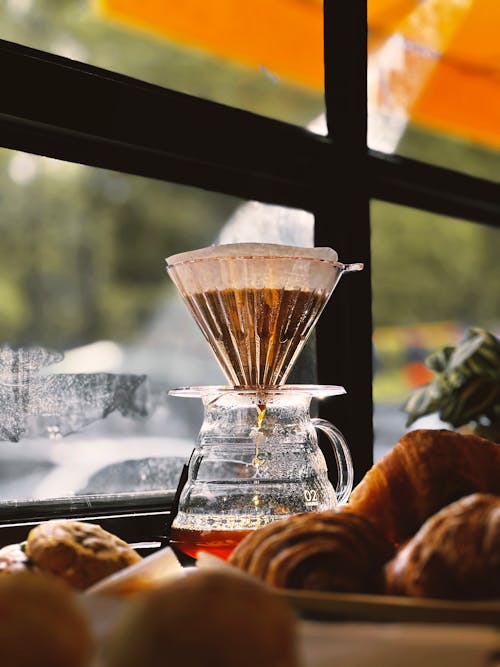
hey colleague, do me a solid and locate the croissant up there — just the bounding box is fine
[348,429,500,546]
[229,508,394,593]
[384,493,500,600]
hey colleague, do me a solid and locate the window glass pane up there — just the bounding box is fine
[0,148,314,503]
[1,0,324,128]
[367,0,500,181]
[371,200,500,460]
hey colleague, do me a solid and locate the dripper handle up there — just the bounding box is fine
[312,418,354,504]
[335,261,364,273]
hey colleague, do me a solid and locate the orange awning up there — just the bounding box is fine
[98,0,500,149]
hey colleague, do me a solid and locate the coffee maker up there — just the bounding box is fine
[165,243,362,559]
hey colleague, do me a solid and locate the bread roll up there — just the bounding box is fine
[0,571,93,666]
[25,519,141,590]
[103,569,299,667]
[0,543,36,575]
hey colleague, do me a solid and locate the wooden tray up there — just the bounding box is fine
[278,589,500,626]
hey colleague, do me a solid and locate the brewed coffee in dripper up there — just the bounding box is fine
[166,243,361,386]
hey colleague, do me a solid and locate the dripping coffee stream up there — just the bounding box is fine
[165,243,362,559]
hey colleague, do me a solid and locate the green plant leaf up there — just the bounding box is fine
[404,327,500,428]
[403,382,443,426]
[426,346,454,373]
[447,329,487,370]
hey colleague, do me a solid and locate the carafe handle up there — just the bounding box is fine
[312,418,354,504]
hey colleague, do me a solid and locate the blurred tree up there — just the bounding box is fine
[371,200,500,328]
[0,0,498,354]
[0,0,323,350]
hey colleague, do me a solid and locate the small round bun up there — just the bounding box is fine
[25,519,141,590]
[104,569,299,667]
[0,571,93,667]
[0,543,36,575]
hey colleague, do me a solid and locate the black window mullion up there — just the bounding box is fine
[315,0,373,482]
[369,150,500,227]
[0,38,324,210]
[3,39,497,225]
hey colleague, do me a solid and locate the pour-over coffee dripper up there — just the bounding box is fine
[165,243,362,559]
[166,243,362,387]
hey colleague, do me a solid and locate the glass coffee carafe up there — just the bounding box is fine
[168,385,353,559]
[165,243,362,559]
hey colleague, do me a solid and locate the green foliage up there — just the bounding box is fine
[404,328,500,428]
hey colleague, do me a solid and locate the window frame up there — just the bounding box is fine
[0,3,499,543]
